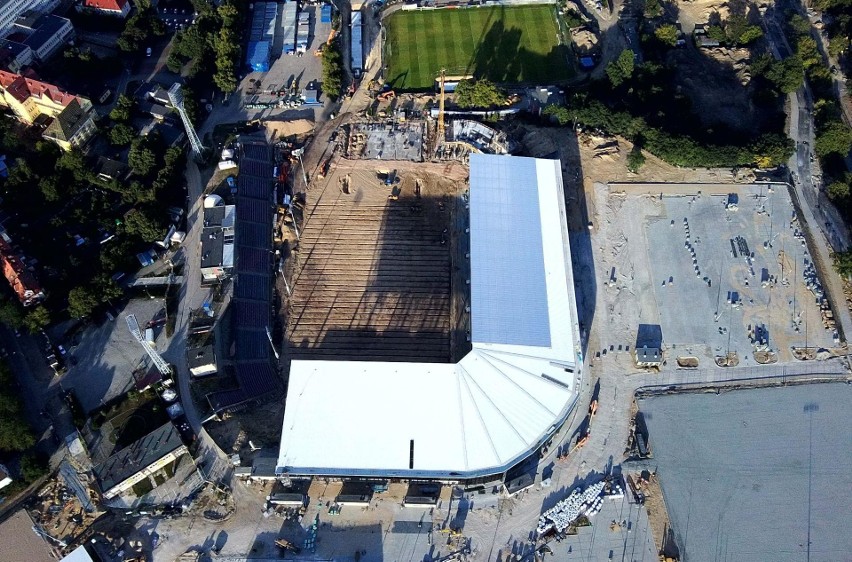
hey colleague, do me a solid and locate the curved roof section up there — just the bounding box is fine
[277,154,582,479]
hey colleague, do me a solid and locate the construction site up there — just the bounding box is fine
[285,160,470,363]
[587,181,841,371]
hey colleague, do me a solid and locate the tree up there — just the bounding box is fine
[753,54,804,94]
[68,286,100,318]
[321,44,343,98]
[797,36,821,69]
[454,79,507,108]
[736,25,763,45]
[23,306,50,333]
[643,0,663,18]
[815,121,852,157]
[654,24,679,47]
[833,250,852,276]
[0,300,22,329]
[19,452,48,483]
[626,145,646,172]
[827,180,850,200]
[38,176,60,202]
[123,208,164,242]
[109,94,135,123]
[0,364,36,452]
[166,52,184,73]
[128,138,157,176]
[606,50,635,87]
[788,14,811,36]
[109,123,136,146]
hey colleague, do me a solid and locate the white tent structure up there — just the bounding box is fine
[277,154,583,480]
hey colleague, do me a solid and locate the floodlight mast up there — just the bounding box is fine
[125,314,172,376]
[167,83,204,159]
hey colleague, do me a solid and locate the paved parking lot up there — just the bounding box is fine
[49,298,171,413]
[242,3,331,119]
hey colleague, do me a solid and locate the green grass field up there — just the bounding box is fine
[385,6,571,90]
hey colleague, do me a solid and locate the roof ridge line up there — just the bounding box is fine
[456,362,502,464]
[459,354,525,445]
[476,350,559,416]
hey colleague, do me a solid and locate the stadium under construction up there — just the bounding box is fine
[277,153,583,483]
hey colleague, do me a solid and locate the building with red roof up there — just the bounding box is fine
[77,0,130,18]
[0,236,44,306]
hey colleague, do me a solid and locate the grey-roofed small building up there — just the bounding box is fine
[0,39,33,72]
[93,422,188,499]
[200,203,235,283]
[188,342,217,377]
[635,346,662,367]
[94,156,129,182]
[139,100,170,121]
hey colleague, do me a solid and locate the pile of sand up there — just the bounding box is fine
[262,119,314,139]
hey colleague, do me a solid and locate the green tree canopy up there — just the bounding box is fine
[606,50,635,87]
[109,123,136,146]
[123,208,164,242]
[0,299,22,329]
[128,138,158,176]
[454,79,507,108]
[109,94,135,123]
[68,286,100,318]
[321,44,343,98]
[654,24,679,47]
[23,306,50,333]
[815,122,852,157]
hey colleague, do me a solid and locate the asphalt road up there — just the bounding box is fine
[762,7,852,342]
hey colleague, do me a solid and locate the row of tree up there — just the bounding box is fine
[167,1,242,95]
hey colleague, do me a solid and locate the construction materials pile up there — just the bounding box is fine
[536,480,606,536]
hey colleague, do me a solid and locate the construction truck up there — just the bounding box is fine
[275,539,301,553]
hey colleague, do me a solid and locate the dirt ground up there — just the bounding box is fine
[282,158,468,363]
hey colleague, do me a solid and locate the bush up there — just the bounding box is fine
[815,121,852,157]
[606,49,635,87]
[454,79,507,108]
[654,24,679,47]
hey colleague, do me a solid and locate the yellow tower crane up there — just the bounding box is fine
[437,68,446,142]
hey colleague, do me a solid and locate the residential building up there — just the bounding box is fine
[42,97,97,150]
[0,0,60,37]
[0,40,33,73]
[0,69,86,125]
[92,422,188,500]
[0,236,44,306]
[200,196,235,283]
[77,0,130,18]
[0,509,57,562]
[12,13,74,63]
[94,156,129,182]
[0,463,12,489]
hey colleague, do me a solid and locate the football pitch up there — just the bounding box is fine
[385,6,571,90]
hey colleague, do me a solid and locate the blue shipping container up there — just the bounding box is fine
[321,4,332,23]
[247,41,270,72]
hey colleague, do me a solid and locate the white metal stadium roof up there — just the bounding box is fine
[277,154,582,479]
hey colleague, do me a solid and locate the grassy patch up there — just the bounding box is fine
[385,6,571,90]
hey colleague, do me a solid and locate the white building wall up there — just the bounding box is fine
[0,0,59,37]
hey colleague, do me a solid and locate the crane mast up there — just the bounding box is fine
[125,314,172,375]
